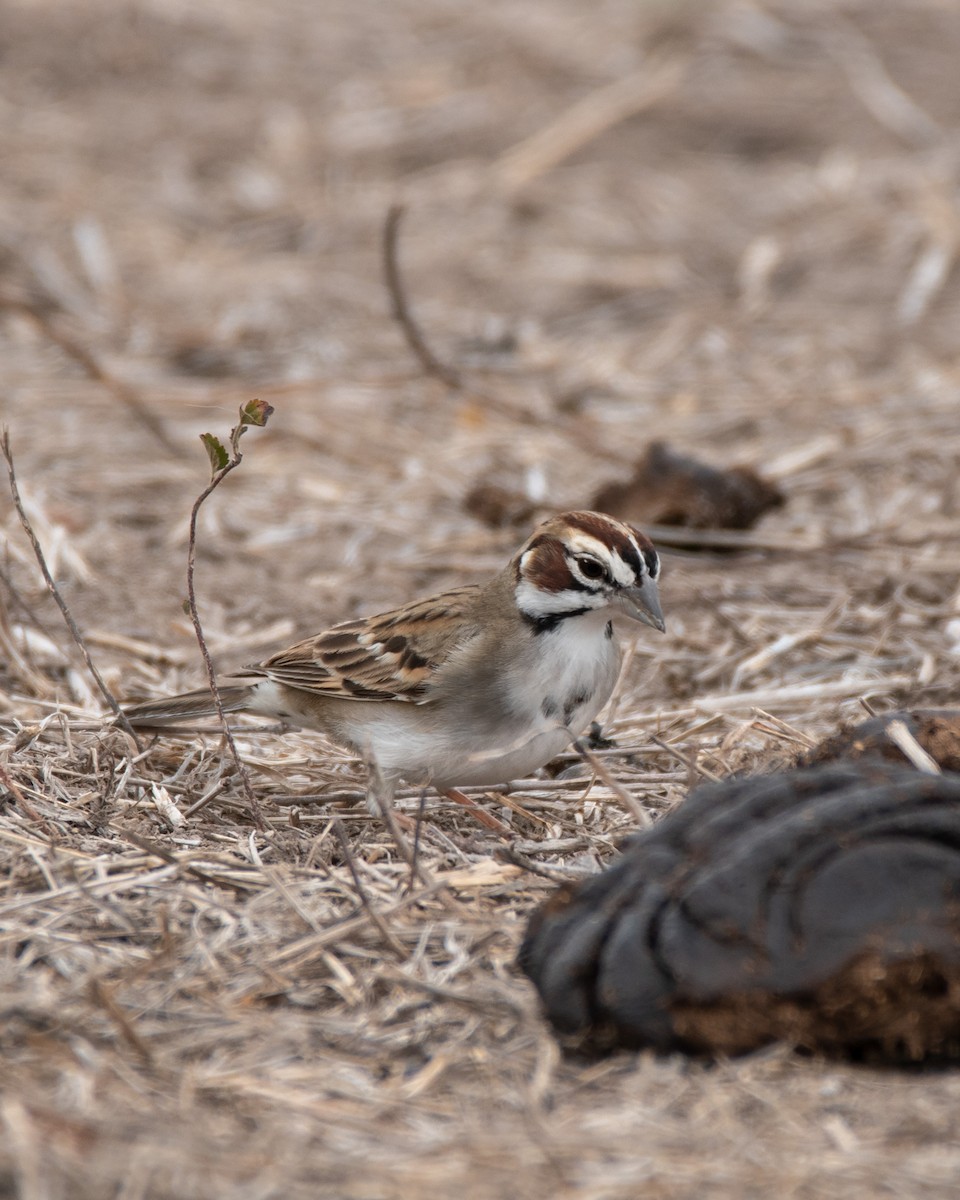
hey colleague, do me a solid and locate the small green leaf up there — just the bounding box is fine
[238,399,274,428]
[200,432,229,474]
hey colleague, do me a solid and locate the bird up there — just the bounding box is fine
[122,510,665,829]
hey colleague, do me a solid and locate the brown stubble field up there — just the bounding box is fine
[2,0,960,1196]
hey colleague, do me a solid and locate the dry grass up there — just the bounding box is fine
[2,0,960,1195]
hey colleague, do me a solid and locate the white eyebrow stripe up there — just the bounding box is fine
[565,531,642,588]
[608,552,640,587]
[564,532,611,559]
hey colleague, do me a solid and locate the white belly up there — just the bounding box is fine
[308,694,606,791]
[251,610,623,791]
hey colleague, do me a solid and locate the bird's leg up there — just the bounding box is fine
[439,788,512,835]
[362,739,510,836]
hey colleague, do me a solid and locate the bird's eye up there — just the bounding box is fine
[576,556,606,582]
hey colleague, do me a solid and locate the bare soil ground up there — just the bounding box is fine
[2,0,960,1196]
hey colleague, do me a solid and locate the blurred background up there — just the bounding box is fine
[3,0,958,650]
[2,1,960,1195]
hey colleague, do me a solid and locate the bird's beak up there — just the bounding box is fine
[617,576,665,632]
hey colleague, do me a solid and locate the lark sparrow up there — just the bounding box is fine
[122,511,664,825]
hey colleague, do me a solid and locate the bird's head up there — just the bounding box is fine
[513,510,664,633]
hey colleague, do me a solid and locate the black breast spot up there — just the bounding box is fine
[563,689,592,724]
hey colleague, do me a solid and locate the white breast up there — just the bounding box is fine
[423,608,622,789]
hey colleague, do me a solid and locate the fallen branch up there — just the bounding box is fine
[382,203,462,389]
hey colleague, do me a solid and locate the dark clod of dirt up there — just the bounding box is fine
[519,763,960,1062]
[800,709,960,773]
[592,441,784,533]
[463,482,538,529]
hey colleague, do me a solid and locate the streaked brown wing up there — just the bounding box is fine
[244,585,482,703]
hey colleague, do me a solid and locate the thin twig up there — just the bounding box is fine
[644,524,823,553]
[377,965,527,1018]
[496,843,590,883]
[184,403,273,831]
[572,733,652,827]
[493,57,686,193]
[648,735,722,783]
[0,561,63,647]
[0,761,52,834]
[826,18,941,147]
[181,779,229,819]
[751,709,818,750]
[382,203,462,389]
[1,429,141,745]
[89,978,155,1066]
[332,819,408,959]
[265,877,458,969]
[112,826,252,893]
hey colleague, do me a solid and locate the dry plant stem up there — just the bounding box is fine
[185,428,266,831]
[332,819,407,959]
[826,17,941,146]
[89,978,154,1066]
[1,429,141,746]
[0,561,62,648]
[496,843,587,883]
[182,779,229,819]
[0,761,51,833]
[1,296,177,454]
[493,57,686,193]
[377,965,527,1018]
[645,525,822,553]
[380,211,635,460]
[884,720,942,775]
[382,203,462,389]
[648,735,722,783]
[572,735,652,828]
[440,787,512,834]
[751,710,818,750]
[485,790,552,829]
[115,826,248,892]
[0,586,54,698]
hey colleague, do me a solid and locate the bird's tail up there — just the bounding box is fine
[121,684,254,728]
